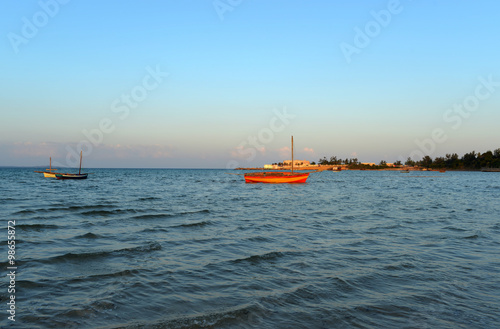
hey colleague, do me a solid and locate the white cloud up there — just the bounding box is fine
[303,147,315,154]
[279,146,290,158]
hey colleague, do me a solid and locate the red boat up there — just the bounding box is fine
[244,171,309,183]
[243,136,310,183]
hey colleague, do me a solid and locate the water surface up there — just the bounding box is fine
[1,169,499,328]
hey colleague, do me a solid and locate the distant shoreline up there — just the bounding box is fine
[1,166,498,172]
[235,165,499,172]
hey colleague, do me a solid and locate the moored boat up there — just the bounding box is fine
[244,171,309,183]
[54,151,88,180]
[55,173,88,180]
[243,136,310,183]
[34,157,61,178]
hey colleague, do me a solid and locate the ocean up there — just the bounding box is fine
[1,168,499,328]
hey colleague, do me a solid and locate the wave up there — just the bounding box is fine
[0,197,19,201]
[88,269,140,280]
[443,226,467,232]
[74,232,102,239]
[131,242,162,252]
[14,204,114,215]
[232,251,286,264]
[19,270,142,290]
[182,209,210,215]
[17,223,59,231]
[53,300,117,322]
[40,242,162,264]
[133,209,210,220]
[137,196,162,201]
[80,208,139,216]
[65,269,141,282]
[384,262,417,271]
[173,221,212,228]
[246,236,273,242]
[14,209,36,214]
[132,213,176,220]
[119,303,269,329]
[141,227,169,233]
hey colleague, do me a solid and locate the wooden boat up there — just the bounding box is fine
[400,169,410,173]
[34,157,60,178]
[244,171,309,183]
[55,151,88,180]
[55,173,88,180]
[243,136,310,183]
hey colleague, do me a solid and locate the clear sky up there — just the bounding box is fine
[1,0,499,168]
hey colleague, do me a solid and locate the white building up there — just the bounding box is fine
[283,160,310,167]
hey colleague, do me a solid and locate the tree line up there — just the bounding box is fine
[317,148,500,170]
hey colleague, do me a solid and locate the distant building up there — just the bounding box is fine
[264,164,276,169]
[361,162,376,166]
[283,160,310,167]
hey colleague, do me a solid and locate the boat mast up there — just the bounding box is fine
[291,136,294,174]
[79,151,82,175]
[50,157,52,170]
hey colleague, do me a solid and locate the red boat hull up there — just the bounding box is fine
[244,172,309,183]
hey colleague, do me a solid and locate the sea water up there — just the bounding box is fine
[1,168,499,328]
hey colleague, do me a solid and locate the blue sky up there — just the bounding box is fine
[1,0,499,168]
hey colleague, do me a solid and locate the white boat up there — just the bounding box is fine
[34,157,60,178]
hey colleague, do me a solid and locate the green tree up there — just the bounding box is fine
[318,157,329,165]
[405,157,416,166]
[433,156,445,168]
[420,155,433,168]
[445,153,459,169]
[478,151,494,168]
[462,151,477,169]
[493,149,500,167]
